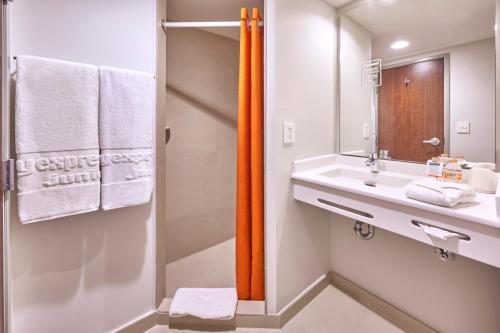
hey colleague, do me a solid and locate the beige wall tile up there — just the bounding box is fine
[164,27,240,267]
[165,238,236,298]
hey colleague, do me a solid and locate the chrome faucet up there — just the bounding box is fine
[365,153,380,173]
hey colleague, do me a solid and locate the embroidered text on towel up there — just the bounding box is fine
[16,152,153,187]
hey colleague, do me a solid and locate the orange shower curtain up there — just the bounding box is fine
[236,7,264,301]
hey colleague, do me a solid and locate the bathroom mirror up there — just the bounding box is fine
[338,0,496,164]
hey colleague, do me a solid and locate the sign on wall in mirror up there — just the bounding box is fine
[339,0,496,164]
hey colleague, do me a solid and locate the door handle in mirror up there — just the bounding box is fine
[166,127,171,144]
[422,137,440,146]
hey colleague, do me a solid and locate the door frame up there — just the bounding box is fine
[1,1,11,332]
[379,54,450,159]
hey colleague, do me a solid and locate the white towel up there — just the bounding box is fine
[169,288,238,320]
[421,224,459,240]
[405,179,476,207]
[99,66,154,210]
[15,55,100,223]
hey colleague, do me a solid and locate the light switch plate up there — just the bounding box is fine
[283,122,295,144]
[457,121,470,134]
[363,123,369,139]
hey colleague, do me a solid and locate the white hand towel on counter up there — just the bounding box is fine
[15,55,100,223]
[99,66,154,210]
[405,179,476,207]
[169,288,238,320]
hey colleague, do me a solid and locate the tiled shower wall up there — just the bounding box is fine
[164,27,239,295]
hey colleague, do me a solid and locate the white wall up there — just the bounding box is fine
[266,0,336,313]
[382,39,496,163]
[330,215,500,333]
[9,1,157,333]
[339,15,372,155]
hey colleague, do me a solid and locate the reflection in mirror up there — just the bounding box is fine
[339,0,496,164]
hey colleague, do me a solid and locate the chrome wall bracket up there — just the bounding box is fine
[2,159,14,191]
[435,248,455,262]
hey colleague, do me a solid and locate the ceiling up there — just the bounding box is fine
[325,0,356,8]
[167,0,264,40]
[344,0,496,61]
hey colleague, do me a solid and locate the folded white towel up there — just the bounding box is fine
[99,66,154,210]
[15,55,100,223]
[169,288,238,320]
[405,179,476,207]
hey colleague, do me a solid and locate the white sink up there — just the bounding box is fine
[321,168,413,189]
[292,154,500,229]
[292,154,500,269]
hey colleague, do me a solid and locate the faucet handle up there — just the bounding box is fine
[365,153,376,166]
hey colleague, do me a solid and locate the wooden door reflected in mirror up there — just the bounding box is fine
[378,58,445,163]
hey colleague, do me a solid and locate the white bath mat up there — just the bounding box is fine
[169,288,238,320]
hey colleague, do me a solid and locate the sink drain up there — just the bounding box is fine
[364,181,376,187]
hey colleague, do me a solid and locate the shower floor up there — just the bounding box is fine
[146,285,405,333]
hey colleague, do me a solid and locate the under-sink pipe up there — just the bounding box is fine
[354,221,375,240]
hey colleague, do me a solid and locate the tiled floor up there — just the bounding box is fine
[145,285,406,333]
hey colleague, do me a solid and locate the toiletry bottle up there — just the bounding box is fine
[438,153,452,165]
[456,154,467,168]
[426,157,443,178]
[455,154,470,181]
[443,159,463,183]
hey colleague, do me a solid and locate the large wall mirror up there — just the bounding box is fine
[339,0,496,164]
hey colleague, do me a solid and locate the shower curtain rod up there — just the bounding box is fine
[161,19,264,29]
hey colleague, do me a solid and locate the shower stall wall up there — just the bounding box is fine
[160,0,264,301]
[164,25,239,296]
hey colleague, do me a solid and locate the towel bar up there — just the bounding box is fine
[412,220,471,241]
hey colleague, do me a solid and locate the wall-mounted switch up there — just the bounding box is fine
[457,121,470,134]
[283,122,295,145]
[363,123,370,139]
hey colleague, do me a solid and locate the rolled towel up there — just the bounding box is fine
[15,56,100,223]
[169,288,238,320]
[405,179,476,207]
[99,66,155,210]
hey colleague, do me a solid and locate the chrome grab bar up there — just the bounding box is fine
[317,199,373,219]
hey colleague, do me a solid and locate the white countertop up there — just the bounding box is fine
[291,154,500,229]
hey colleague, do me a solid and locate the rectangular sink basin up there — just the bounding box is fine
[321,168,413,189]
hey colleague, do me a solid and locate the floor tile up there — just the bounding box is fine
[352,311,405,333]
[282,286,369,333]
[144,326,170,333]
[145,286,407,333]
